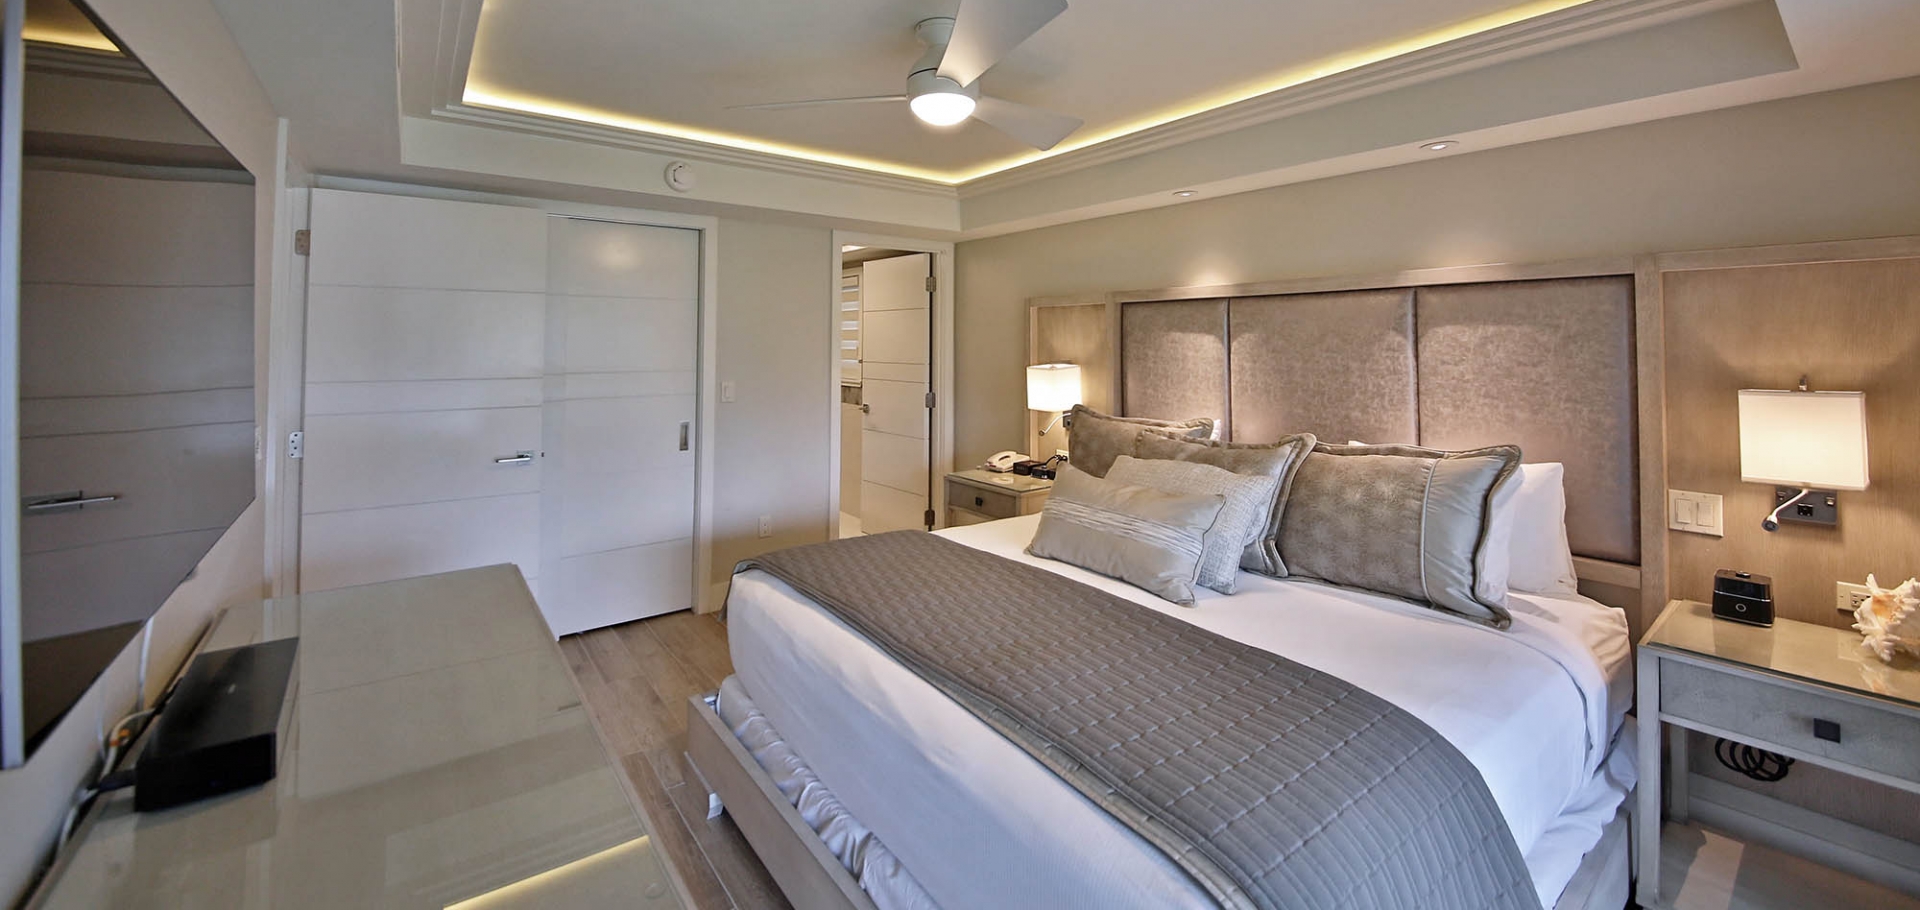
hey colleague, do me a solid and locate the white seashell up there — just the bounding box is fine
[1853,574,1920,663]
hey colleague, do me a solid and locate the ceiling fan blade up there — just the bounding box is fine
[731,95,908,111]
[971,95,1082,150]
[936,0,1067,87]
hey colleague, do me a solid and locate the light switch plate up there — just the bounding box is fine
[720,381,737,403]
[1668,489,1724,537]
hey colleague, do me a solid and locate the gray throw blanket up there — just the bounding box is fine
[738,531,1541,910]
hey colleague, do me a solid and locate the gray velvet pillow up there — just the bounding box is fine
[1064,405,1214,477]
[1027,466,1225,606]
[1106,456,1279,595]
[1276,443,1521,628]
[1133,430,1316,577]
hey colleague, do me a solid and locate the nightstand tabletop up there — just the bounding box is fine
[1643,600,1920,709]
[950,468,1054,493]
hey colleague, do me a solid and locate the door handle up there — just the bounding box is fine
[494,452,535,465]
[23,491,121,515]
[679,422,690,452]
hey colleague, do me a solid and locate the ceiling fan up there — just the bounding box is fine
[734,0,1083,151]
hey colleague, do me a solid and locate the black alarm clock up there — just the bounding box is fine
[1712,569,1774,627]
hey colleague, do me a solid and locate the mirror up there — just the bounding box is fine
[5,0,255,762]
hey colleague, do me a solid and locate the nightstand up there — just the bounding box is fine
[946,469,1051,526]
[1635,599,1920,907]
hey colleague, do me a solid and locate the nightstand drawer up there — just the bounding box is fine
[1661,659,1920,783]
[946,477,1020,519]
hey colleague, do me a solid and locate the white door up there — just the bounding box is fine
[540,217,699,635]
[299,190,549,595]
[858,253,933,533]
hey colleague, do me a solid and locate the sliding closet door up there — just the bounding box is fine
[299,191,548,594]
[540,218,698,635]
[859,253,933,533]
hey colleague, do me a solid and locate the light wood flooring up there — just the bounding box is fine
[560,611,1920,910]
[558,610,790,910]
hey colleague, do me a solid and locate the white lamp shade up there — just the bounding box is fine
[1026,363,1083,413]
[1738,389,1869,490]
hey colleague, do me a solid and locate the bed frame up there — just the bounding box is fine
[686,692,1634,910]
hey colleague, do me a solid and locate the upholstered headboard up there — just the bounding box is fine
[1116,276,1639,566]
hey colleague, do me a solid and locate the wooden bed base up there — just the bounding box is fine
[686,692,1632,910]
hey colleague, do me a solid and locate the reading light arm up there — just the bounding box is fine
[1762,488,1813,532]
[1040,412,1068,435]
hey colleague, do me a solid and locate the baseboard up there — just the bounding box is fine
[1688,772,1920,896]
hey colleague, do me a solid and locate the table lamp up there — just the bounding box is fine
[1738,382,1868,531]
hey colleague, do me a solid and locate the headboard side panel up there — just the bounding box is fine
[1415,277,1640,563]
[1228,289,1417,445]
[1121,299,1229,433]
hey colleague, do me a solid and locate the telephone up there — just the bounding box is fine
[985,451,1028,472]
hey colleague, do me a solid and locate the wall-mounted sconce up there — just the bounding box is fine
[1027,363,1083,436]
[1738,379,1869,531]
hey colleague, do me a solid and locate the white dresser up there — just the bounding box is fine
[30,565,684,909]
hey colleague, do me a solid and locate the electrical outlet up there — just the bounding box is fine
[758,515,772,538]
[1837,581,1871,615]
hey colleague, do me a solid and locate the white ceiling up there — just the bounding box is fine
[193,0,1920,237]
[464,0,1546,180]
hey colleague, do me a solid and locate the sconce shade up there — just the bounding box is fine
[1027,363,1083,413]
[1738,390,1869,491]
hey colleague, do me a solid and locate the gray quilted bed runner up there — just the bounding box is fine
[738,530,1541,910]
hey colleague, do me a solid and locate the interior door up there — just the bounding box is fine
[858,253,933,533]
[299,190,549,595]
[540,217,699,635]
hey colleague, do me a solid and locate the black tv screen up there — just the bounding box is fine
[2,0,255,764]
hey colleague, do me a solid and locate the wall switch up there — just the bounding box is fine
[758,515,772,538]
[720,381,737,403]
[1667,490,1724,537]
[1837,581,1872,615]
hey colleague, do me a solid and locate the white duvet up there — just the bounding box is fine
[727,515,1635,909]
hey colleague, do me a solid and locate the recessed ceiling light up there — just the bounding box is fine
[1420,140,1459,151]
[1173,190,1198,198]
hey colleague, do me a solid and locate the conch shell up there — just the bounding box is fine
[1853,574,1920,663]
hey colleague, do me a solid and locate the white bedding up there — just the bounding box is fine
[727,515,1636,909]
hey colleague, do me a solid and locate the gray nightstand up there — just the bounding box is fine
[1635,599,1920,907]
[946,469,1052,526]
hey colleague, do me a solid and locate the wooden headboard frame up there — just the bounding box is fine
[1029,256,1666,627]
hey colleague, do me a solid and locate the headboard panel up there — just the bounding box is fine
[1415,277,1639,563]
[1227,289,1417,446]
[1111,276,1639,566]
[1120,299,1229,434]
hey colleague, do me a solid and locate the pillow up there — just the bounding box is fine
[1107,455,1281,594]
[1276,442,1521,628]
[1505,463,1581,596]
[1063,405,1213,477]
[1132,430,1316,577]
[1027,466,1225,606]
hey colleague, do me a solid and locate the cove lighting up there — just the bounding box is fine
[909,92,976,127]
[465,0,1591,185]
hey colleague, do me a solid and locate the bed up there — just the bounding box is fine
[695,513,1635,910]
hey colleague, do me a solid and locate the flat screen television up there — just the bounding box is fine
[0,0,256,766]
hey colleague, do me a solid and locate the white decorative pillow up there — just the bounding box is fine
[1107,455,1281,595]
[1505,463,1581,596]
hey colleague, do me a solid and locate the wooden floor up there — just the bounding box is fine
[558,610,791,910]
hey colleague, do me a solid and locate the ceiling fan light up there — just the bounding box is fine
[910,91,975,126]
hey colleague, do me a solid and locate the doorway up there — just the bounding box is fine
[829,234,954,539]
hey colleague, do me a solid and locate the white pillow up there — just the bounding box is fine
[1505,463,1581,596]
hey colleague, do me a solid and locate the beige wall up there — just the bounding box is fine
[954,76,1920,469]
[0,0,283,902]
[710,218,834,585]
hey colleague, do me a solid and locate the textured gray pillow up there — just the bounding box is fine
[1276,443,1521,628]
[1027,466,1225,606]
[1133,430,1316,576]
[1107,455,1280,595]
[1064,405,1214,477]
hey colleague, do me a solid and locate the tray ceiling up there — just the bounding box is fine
[463,0,1591,183]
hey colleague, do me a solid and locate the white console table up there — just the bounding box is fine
[30,565,686,909]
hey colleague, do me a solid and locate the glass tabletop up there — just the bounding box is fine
[1644,600,1920,709]
[37,566,685,910]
